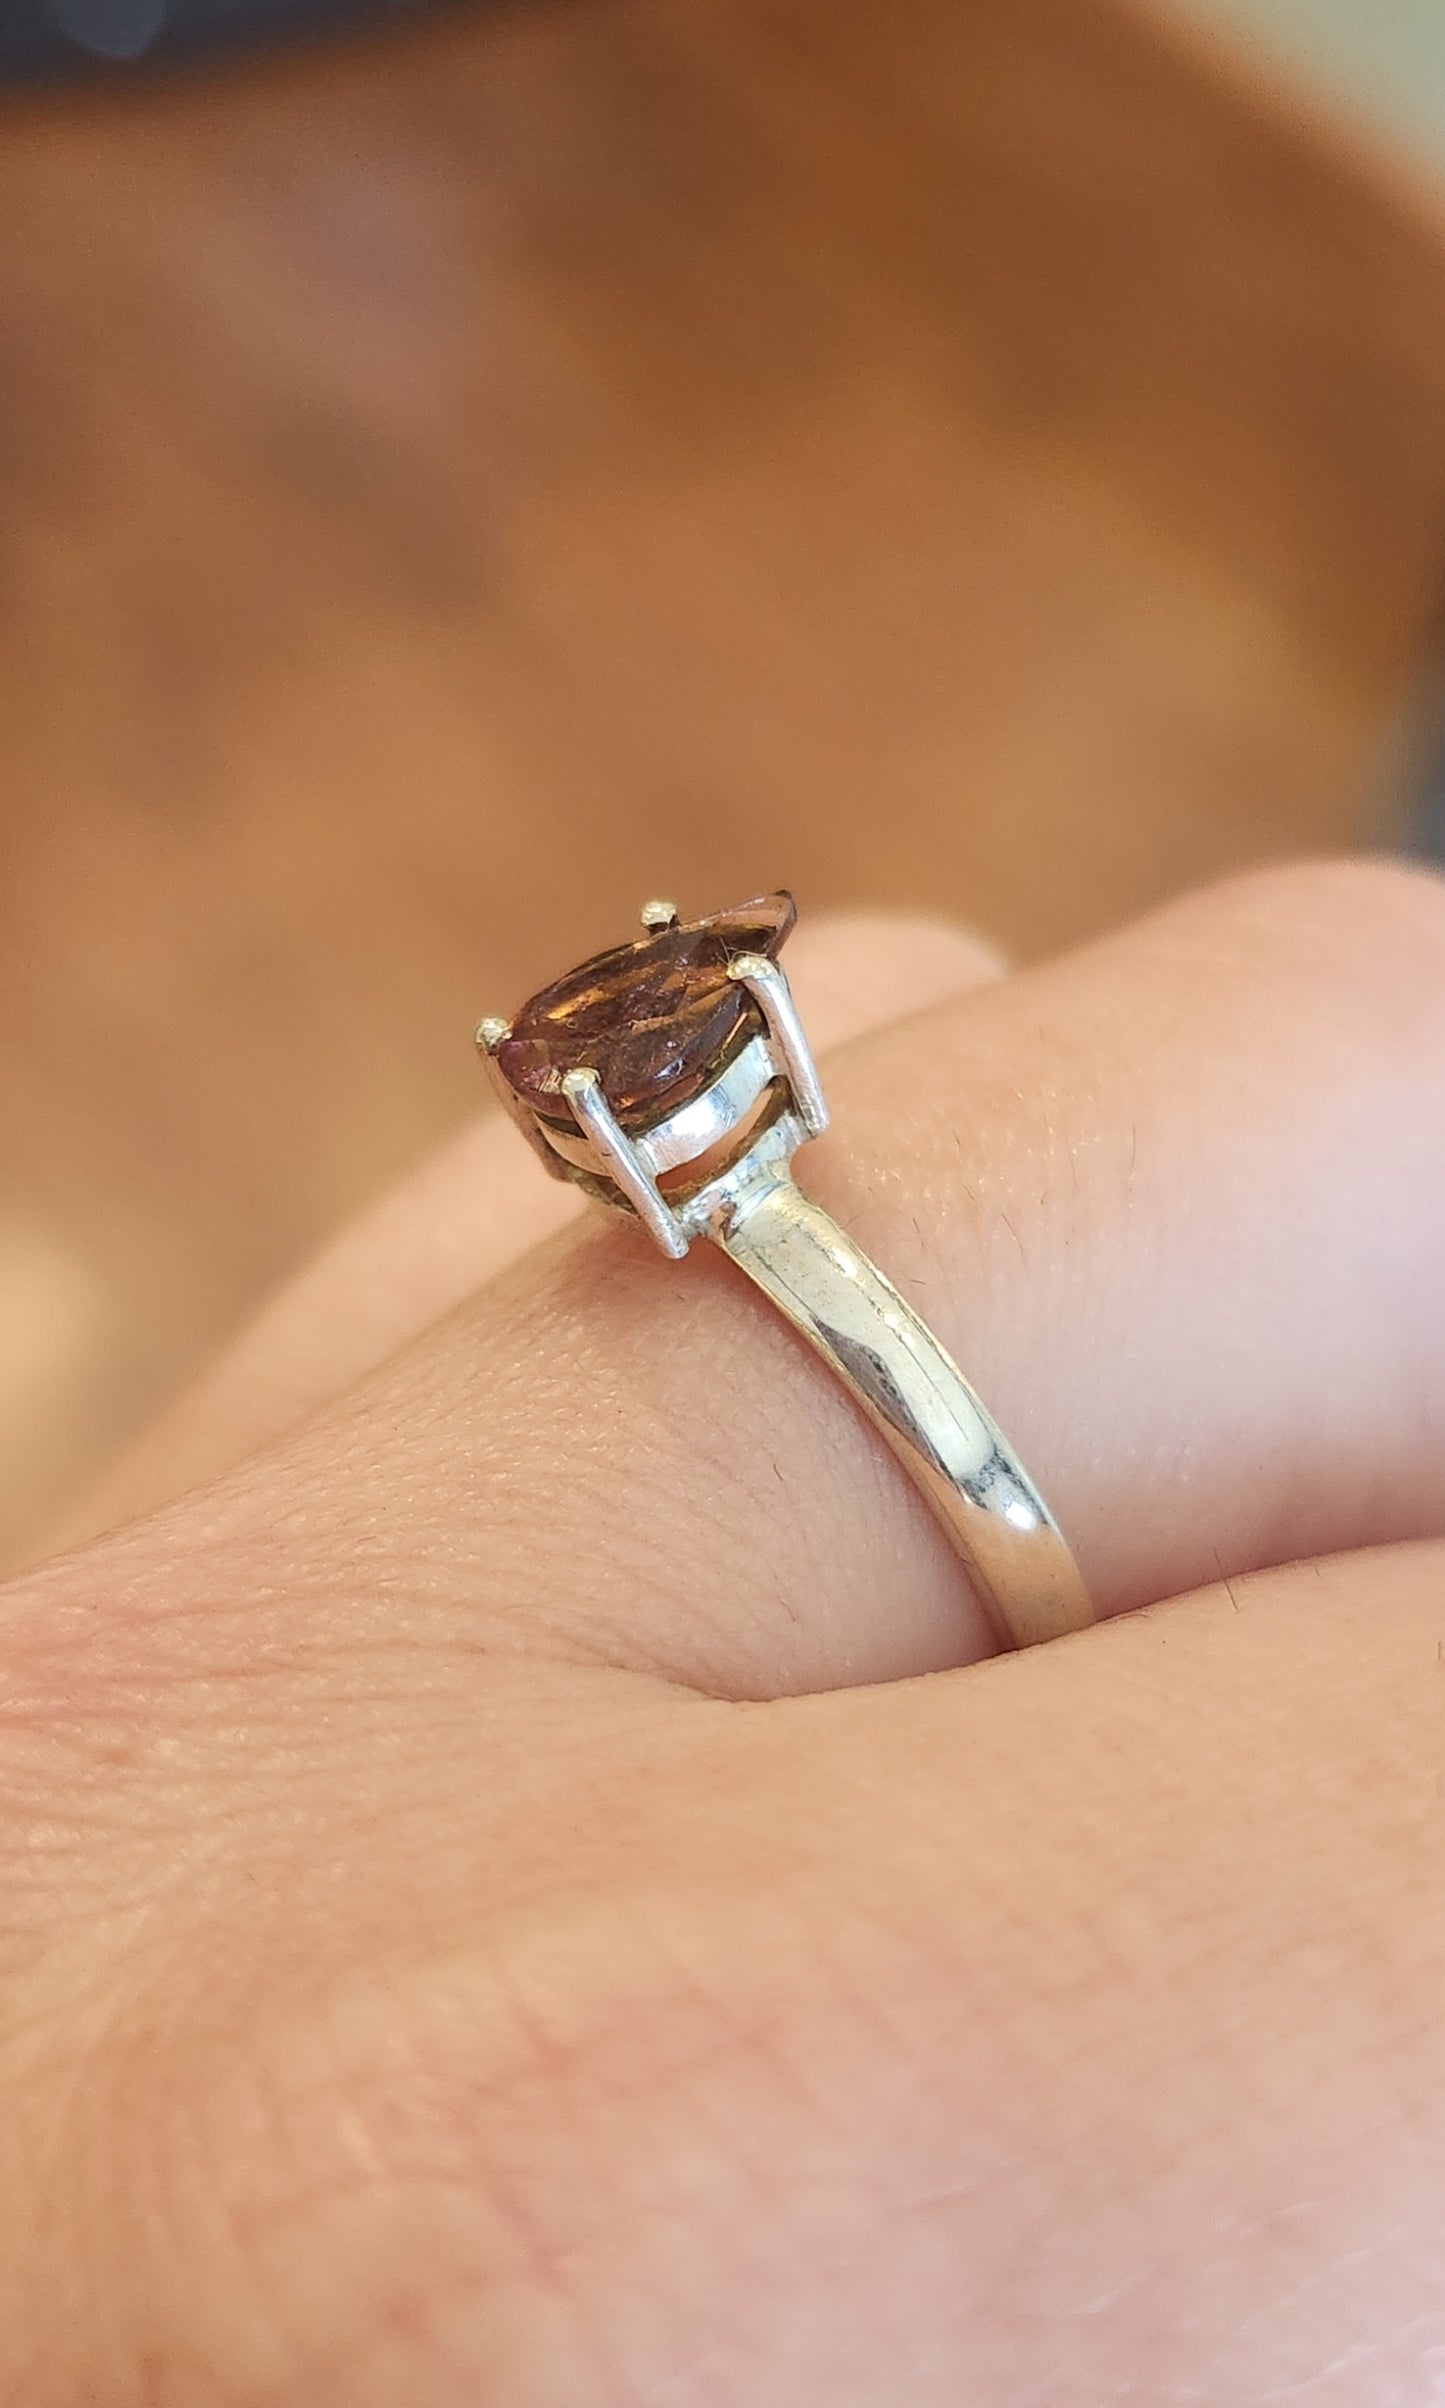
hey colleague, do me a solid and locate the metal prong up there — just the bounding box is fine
[639,898,680,932]
[728,953,829,1137]
[475,1019,573,1180]
[562,1067,689,1258]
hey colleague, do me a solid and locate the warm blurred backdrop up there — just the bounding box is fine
[4,0,1445,1560]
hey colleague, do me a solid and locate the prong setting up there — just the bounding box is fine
[727,953,829,1137]
[475,893,820,1224]
[562,1066,690,1259]
[539,1032,774,1180]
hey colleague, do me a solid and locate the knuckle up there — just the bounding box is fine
[1218,854,1445,989]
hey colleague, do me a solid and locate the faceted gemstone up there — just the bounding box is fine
[497,891,796,1131]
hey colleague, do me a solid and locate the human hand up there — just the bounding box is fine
[5,862,1444,2404]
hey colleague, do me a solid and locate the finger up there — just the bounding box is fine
[54,914,1006,1546]
[300,1542,1445,2405]
[34,1541,1445,2402]
[69,857,1445,1701]
[348,1541,1445,2402]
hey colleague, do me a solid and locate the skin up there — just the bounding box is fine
[4,857,1445,2405]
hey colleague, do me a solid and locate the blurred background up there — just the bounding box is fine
[4,0,1445,1562]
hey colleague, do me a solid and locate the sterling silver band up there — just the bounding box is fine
[478,908,1092,1653]
[713,1144,1091,1653]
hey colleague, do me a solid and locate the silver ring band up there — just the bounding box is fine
[713,1159,1091,1653]
[477,893,1092,1654]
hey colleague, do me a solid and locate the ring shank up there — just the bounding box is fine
[710,1173,1092,1653]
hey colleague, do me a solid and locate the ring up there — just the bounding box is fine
[476,892,1092,1653]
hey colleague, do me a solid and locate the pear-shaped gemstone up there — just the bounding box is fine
[498,892,795,1131]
